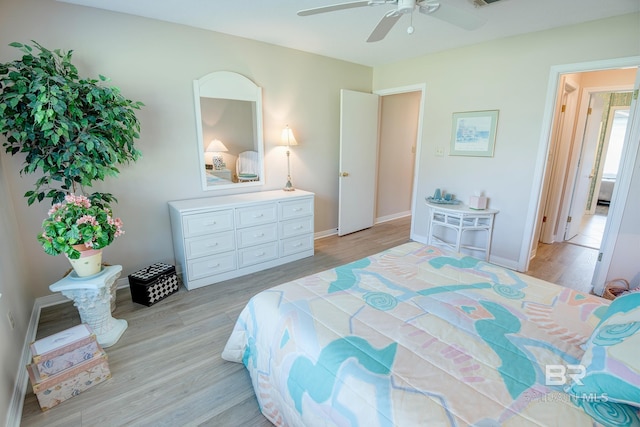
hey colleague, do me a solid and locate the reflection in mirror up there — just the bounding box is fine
[193,71,264,191]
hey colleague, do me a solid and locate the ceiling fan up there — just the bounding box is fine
[298,0,486,42]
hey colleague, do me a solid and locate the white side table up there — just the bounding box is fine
[49,265,128,348]
[426,202,499,261]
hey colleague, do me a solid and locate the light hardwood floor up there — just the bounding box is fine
[20,216,599,426]
[21,217,412,427]
[526,242,598,294]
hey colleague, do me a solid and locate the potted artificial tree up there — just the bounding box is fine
[0,41,143,275]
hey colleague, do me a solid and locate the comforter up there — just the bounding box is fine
[222,242,621,426]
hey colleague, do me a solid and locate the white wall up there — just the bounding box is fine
[0,155,31,426]
[0,0,372,303]
[0,3,371,421]
[373,13,640,269]
[1,2,639,422]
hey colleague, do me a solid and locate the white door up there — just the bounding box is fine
[338,89,379,236]
[565,94,605,240]
[540,79,578,243]
[592,68,640,293]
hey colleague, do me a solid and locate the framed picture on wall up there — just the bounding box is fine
[450,110,499,157]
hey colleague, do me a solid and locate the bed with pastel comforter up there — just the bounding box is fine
[222,242,640,426]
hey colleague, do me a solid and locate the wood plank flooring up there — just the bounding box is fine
[20,216,599,426]
[525,241,598,294]
[21,218,412,427]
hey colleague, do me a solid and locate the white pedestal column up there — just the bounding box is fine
[49,265,128,348]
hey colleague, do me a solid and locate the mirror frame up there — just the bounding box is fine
[194,71,265,192]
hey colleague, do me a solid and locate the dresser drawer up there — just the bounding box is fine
[187,252,236,280]
[183,210,234,238]
[237,242,278,268]
[280,234,314,257]
[279,198,313,220]
[236,224,277,249]
[235,203,277,228]
[169,190,314,290]
[280,217,313,239]
[185,231,235,259]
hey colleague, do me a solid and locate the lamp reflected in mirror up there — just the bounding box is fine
[194,71,265,191]
[280,125,298,191]
[205,139,228,170]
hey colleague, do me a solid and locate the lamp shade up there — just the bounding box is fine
[280,126,298,146]
[206,139,228,152]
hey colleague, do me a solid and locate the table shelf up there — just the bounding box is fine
[426,202,499,261]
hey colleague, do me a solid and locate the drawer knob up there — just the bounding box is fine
[295,225,303,230]
[293,207,302,212]
[254,233,265,238]
[206,242,218,247]
[205,221,217,226]
[255,251,266,257]
[208,263,220,268]
[253,213,264,218]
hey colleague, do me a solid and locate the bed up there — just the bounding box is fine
[222,242,640,426]
[205,170,232,185]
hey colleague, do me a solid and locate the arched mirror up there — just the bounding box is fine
[194,71,265,191]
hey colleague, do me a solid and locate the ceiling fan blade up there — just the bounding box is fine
[366,11,402,42]
[298,1,371,16]
[419,1,486,30]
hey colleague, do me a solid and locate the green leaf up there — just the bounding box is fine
[1,41,143,205]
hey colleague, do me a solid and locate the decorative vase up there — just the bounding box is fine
[67,245,103,277]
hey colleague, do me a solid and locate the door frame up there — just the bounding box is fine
[519,56,640,293]
[374,84,426,241]
[564,86,633,240]
[539,76,579,244]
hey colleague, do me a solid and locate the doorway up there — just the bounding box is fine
[567,100,631,249]
[338,85,425,237]
[530,66,637,292]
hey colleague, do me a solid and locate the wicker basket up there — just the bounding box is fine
[602,278,630,301]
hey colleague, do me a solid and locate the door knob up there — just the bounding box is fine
[340,172,349,177]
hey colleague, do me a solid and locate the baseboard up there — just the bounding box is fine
[375,211,411,224]
[6,298,42,427]
[314,228,338,240]
[7,276,130,426]
[313,213,410,241]
[487,255,520,271]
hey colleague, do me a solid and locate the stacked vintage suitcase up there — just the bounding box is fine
[27,324,111,410]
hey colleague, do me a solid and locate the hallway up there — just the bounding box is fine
[567,204,608,249]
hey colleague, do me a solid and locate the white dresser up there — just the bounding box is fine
[169,190,314,290]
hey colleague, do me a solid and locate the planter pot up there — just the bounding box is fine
[66,246,103,278]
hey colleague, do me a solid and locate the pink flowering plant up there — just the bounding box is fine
[37,194,124,259]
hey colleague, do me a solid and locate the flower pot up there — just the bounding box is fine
[67,247,103,277]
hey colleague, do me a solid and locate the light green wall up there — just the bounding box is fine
[373,13,640,267]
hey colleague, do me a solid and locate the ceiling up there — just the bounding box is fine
[59,0,639,67]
